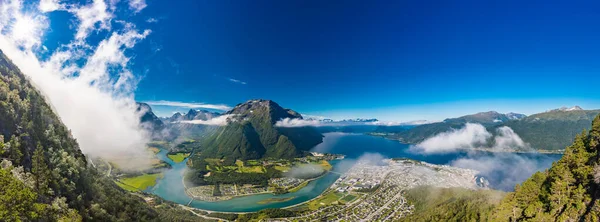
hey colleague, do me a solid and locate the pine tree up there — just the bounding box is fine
[8,135,21,164]
[32,143,49,197]
[0,135,4,156]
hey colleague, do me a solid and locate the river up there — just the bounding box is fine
[150,132,562,212]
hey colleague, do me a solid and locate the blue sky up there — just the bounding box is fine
[39,0,600,120]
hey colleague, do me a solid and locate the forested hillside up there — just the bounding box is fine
[498,109,600,152]
[0,50,159,221]
[400,186,504,221]
[398,114,600,221]
[490,114,600,220]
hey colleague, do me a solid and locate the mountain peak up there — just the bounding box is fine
[547,106,584,112]
[506,112,527,120]
[226,99,303,122]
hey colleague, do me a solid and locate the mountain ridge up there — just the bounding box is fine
[195,99,323,161]
[375,108,599,152]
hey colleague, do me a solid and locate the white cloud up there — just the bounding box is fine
[146,17,158,23]
[38,0,63,12]
[0,0,154,170]
[494,126,527,150]
[302,114,327,120]
[368,120,437,126]
[72,0,113,41]
[144,100,232,111]
[410,123,529,154]
[228,78,247,85]
[450,152,555,191]
[275,118,322,127]
[412,123,492,154]
[178,114,236,126]
[128,0,146,13]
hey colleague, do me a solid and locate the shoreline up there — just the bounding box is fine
[183,167,334,202]
[177,170,339,214]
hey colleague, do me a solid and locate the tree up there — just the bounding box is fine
[0,168,44,221]
[0,135,4,155]
[32,143,50,197]
[8,135,22,164]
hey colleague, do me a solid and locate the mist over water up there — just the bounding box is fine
[311,132,561,191]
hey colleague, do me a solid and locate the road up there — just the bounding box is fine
[363,186,404,221]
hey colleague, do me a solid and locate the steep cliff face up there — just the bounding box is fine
[0,50,158,221]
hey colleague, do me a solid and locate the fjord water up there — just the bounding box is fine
[151,133,562,212]
[151,149,341,212]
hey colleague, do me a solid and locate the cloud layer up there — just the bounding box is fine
[0,0,155,170]
[178,114,236,126]
[275,118,322,127]
[411,123,529,154]
[144,100,232,111]
[412,123,491,153]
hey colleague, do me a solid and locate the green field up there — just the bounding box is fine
[308,192,344,210]
[288,181,309,193]
[237,165,265,173]
[340,194,357,203]
[116,173,163,191]
[257,196,296,204]
[115,181,139,192]
[246,160,261,165]
[167,153,190,163]
[274,165,291,172]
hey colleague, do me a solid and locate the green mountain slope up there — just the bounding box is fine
[0,50,158,221]
[497,109,600,151]
[379,109,600,152]
[384,111,520,144]
[490,114,600,221]
[198,99,323,160]
[399,186,504,222]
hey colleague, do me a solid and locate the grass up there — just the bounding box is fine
[308,192,344,210]
[238,166,265,173]
[167,153,190,163]
[340,194,357,203]
[288,181,309,193]
[117,173,163,191]
[115,181,139,192]
[257,196,296,204]
[247,160,261,166]
[274,165,291,172]
[319,160,332,171]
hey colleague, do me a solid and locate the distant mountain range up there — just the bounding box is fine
[140,99,597,153]
[317,118,379,123]
[164,109,222,122]
[375,107,600,152]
